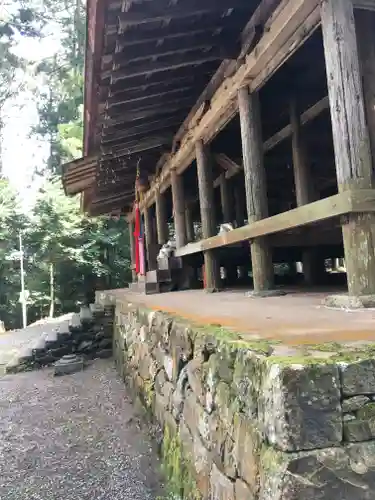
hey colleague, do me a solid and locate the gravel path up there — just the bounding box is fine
[0,360,164,500]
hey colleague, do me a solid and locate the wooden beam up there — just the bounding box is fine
[173,0,283,147]
[113,32,236,66]
[119,1,251,29]
[140,0,321,210]
[111,49,228,82]
[264,96,329,152]
[353,0,375,11]
[321,0,375,298]
[171,170,187,249]
[196,140,221,291]
[106,86,196,109]
[102,116,184,144]
[175,190,375,258]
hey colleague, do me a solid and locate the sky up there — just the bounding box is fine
[2,17,61,201]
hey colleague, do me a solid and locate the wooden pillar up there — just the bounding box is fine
[238,86,274,294]
[128,220,137,282]
[321,0,375,301]
[290,98,325,285]
[143,206,156,271]
[155,189,169,245]
[171,170,187,249]
[219,174,232,223]
[185,204,195,242]
[195,140,221,292]
[356,9,375,177]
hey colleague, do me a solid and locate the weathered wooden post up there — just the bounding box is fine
[238,86,275,295]
[143,206,156,271]
[290,98,325,284]
[356,9,375,177]
[219,174,232,223]
[155,189,169,245]
[196,140,221,292]
[171,170,187,249]
[128,219,137,282]
[321,0,375,305]
[185,204,195,243]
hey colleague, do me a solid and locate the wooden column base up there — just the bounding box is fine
[250,238,274,293]
[203,251,221,292]
[342,212,375,296]
[302,250,326,286]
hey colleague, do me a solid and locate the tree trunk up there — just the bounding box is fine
[49,262,55,318]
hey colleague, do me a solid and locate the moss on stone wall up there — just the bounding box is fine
[162,424,201,500]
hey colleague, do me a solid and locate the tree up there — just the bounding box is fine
[0,1,43,174]
[27,178,131,319]
[0,179,27,328]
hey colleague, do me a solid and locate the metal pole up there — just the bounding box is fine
[19,233,27,328]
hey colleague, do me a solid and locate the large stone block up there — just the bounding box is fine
[232,350,265,418]
[259,443,375,500]
[260,362,342,451]
[235,478,255,500]
[183,390,219,451]
[234,413,261,495]
[340,359,375,396]
[186,358,206,405]
[210,463,235,500]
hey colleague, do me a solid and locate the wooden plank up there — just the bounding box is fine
[140,0,321,210]
[174,190,375,258]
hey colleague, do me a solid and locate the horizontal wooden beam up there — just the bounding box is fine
[107,82,199,107]
[140,0,321,210]
[111,49,228,82]
[263,96,329,152]
[119,1,250,29]
[113,32,235,66]
[106,89,199,113]
[175,190,375,257]
[101,136,171,158]
[103,101,194,127]
[109,65,217,93]
[353,0,375,11]
[102,116,185,144]
[116,24,232,50]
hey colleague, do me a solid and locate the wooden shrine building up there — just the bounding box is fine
[62,0,375,307]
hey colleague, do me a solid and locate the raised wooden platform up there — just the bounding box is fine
[105,287,375,345]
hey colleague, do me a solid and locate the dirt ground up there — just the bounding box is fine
[0,360,164,500]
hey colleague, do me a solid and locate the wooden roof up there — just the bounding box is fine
[62,155,97,196]
[79,0,266,215]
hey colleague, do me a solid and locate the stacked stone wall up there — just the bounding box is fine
[97,292,375,500]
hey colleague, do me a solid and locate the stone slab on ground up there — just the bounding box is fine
[0,360,163,500]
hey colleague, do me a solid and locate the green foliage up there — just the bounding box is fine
[0,180,28,328]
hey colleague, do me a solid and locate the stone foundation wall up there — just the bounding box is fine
[97,292,375,500]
